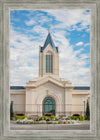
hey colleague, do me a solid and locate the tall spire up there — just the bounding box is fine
[40,26,58,53]
[48,26,51,33]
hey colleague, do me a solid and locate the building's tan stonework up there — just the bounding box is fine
[10,30,90,117]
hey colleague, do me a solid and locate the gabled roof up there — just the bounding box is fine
[25,75,73,88]
[41,33,58,53]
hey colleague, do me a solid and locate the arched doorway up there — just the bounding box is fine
[43,97,55,116]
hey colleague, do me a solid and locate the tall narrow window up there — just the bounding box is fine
[46,55,53,73]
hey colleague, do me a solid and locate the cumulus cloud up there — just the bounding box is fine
[10,26,40,85]
[76,42,83,46]
[46,10,90,31]
[25,19,36,26]
[84,43,90,47]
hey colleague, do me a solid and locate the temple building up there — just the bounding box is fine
[10,28,90,117]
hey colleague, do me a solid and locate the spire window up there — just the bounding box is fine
[46,55,53,73]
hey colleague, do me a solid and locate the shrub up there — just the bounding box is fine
[71,115,85,121]
[50,115,56,120]
[71,116,79,120]
[86,100,90,120]
[10,101,14,119]
[21,116,27,119]
[10,117,13,120]
[79,116,85,121]
[14,115,27,120]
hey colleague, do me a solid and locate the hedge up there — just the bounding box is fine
[14,115,27,120]
[71,115,85,121]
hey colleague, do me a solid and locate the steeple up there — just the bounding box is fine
[40,26,58,53]
[39,27,59,77]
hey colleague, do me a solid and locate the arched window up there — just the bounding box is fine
[43,97,55,115]
[46,55,53,73]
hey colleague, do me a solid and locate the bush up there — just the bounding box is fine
[71,116,79,120]
[79,116,85,121]
[50,115,56,120]
[10,101,14,119]
[14,115,27,120]
[71,115,85,121]
[10,117,13,120]
[86,100,90,120]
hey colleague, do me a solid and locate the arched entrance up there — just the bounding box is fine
[43,97,55,116]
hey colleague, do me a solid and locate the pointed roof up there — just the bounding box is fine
[42,33,58,52]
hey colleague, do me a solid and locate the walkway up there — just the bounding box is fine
[10,120,90,130]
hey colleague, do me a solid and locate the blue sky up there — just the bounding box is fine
[10,10,90,86]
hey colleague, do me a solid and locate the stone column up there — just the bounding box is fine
[64,88,73,117]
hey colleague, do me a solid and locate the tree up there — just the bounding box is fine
[86,99,90,120]
[10,101,14,119]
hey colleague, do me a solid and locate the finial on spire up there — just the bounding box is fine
[48,26,51,33]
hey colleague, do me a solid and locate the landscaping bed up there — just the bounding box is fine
[14,115,86,125]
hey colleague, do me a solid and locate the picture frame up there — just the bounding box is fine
[0,0,100,140]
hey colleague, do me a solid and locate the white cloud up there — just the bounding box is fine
[46,10,90,31]
[76,42,83,46]
[84,43,90,47]
[80,53,90,60]
[51,31,90,86]
[10,26,40,85]
[25,19,36,26]
[31,25,47,35]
